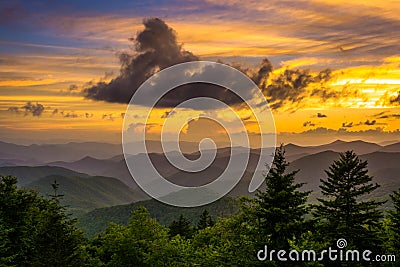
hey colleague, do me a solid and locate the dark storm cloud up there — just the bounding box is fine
[262,68,332,110]
[252,58,273,88]
[83,18,199,105]
[22,102,44,116]
[82,18,348,110]
[104,70,114,79]
[82,18,270,109]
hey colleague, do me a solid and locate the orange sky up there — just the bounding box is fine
[0,1,400,145]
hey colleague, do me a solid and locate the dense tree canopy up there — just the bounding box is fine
[0,175,85,266]
[1,149,399,266]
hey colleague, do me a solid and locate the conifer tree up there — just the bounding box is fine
[314,151,384,251]
[169,214,193,238]
[49,179,64,203]
[388,189,400,252]
[197,210,215,230]
[0,175,85,266]
[248,144,310,250]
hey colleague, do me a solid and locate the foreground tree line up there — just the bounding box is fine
[1,146,399,266]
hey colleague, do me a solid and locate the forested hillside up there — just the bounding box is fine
[1,148,399,266]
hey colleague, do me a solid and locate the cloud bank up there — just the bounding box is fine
[83,18,378,111]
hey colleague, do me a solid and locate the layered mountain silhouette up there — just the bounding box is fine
[1,139,399,216]
[0,141,122,163]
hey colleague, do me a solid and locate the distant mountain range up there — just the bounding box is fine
[0,141,122,164]
[1,139,399,233]
[0,165,89,185]
[3,139,400,195]
[1,138,397,165]
[44,139,400,195]
[283,139,384,161]
[288,150,400,195]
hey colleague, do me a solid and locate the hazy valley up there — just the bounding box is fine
[1,139,400,235]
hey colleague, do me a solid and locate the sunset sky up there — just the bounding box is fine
[1,0,400,146]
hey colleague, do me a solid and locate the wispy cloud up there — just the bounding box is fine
[18,102,45,116]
